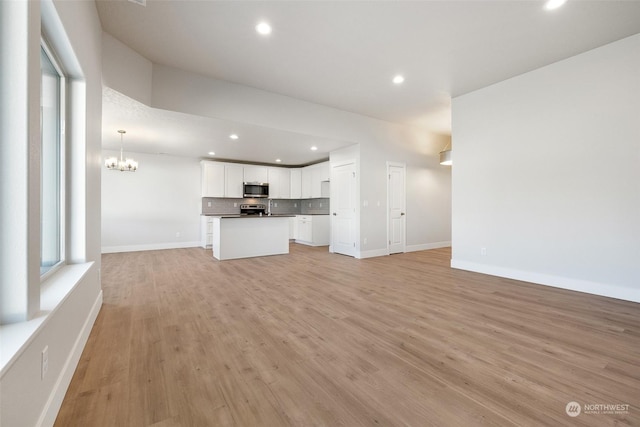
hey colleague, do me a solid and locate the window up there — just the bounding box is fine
[40,43,65,277]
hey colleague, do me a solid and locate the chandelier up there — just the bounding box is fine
[105,130,138,172]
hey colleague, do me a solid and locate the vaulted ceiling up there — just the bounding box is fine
[96,0,640,164]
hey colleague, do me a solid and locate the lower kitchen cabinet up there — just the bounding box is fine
[295,215,329,246]
[289,216,297,240]
[200,216,214,248]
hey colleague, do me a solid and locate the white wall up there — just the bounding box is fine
[452,34,640,302]
[102,32,152,105]
[102,152,201,252]
[0,0,103,425]
[359,131,451,256]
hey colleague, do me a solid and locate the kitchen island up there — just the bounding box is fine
[210,215,292,260]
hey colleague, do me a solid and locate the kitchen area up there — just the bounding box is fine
[200,160,331,260]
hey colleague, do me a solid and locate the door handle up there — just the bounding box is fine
[401,212,405,216]
[333,212,337,216]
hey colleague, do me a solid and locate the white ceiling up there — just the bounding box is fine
[102,87,351,165]
[96,0,640,164]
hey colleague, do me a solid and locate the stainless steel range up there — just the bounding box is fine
[240,204,267,216]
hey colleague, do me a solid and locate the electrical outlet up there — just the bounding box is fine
[176,232,181,238]
[233,202,238,207]
[363,200,368,207]
[274,202,278,207]
[294,203,297,207]
[308,203,312,207]
[207,201,212,207]
[364,237,368,245]
[42,346,49,380]
[319,203,322,207]
[481,247,487,256]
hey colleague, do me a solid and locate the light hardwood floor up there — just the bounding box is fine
[55,245,639,426]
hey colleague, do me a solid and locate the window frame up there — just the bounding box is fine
[39,37,66,281]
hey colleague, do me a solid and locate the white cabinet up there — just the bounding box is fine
[201,161,225,197]
[311,167,323,198]
[225,164,244,198]
[200,216,214,248]
[202,161,244,198]
[301,167,312,198]
[290,169,301,199]
[314,215,330,246]
[300,161,329,199]
[317,161,330,181]
[289,216,297,239]
[267,167,291,199]
[295,215,330,246]
[297,215,313,242]
[203,161,328,199]
[312,161,330,198]
[244,165,268,183]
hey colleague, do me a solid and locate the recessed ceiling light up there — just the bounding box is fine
[229,134,239,140]
[310,146,318,151]
[208,151,215,156]
[275,158,282,163]
[392,75,405,85]
[256,22,272,35]
[544,0,567,10]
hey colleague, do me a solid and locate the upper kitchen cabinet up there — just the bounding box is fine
[201,161,225,197]
[244,165,268,183]
[311,162,330,198]
[268,167,291,199]
[301,161,330,198]
[225,163,244,198]
[301,166,312,198]
[318,161,330,182]
[201,161,243,198]
[290,169,302,199]
[203,160,328,199]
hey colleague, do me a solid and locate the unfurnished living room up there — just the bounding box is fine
[1,0,639,426]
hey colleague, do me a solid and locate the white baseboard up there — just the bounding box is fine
[451,260,640,303]
[357,248,389,259]
[294,240,331,247]
[37,290,103,427]
[102,241,201,254]
[357,241,452,259]
[406,241,451,252]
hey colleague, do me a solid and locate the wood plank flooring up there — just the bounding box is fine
[55,245,640,426]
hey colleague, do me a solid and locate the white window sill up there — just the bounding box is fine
[0,262,93,377]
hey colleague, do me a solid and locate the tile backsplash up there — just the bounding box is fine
[202,198,330,215]
[201,198,251,215]
[269,199,300,215]
[300,199,330,215]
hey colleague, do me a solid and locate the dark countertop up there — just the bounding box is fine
[201,214,295,218]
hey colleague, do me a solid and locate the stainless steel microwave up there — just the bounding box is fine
[243,182,269,198]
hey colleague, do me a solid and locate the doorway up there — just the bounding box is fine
[387,162,406,254]
[331,161,356,257]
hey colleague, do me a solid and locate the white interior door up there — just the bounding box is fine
[388,163,406,254]
[332,162,356,256]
